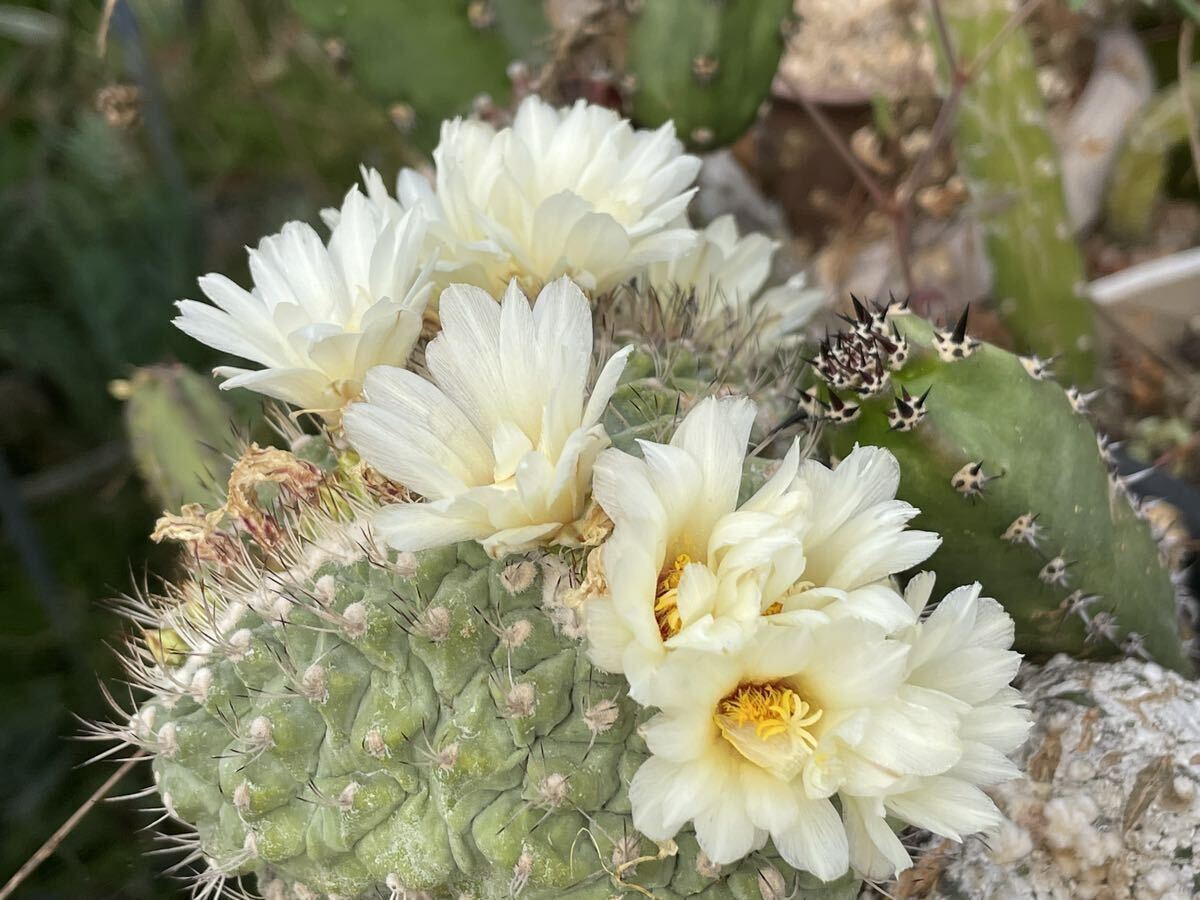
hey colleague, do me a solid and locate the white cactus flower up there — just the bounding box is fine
[628,580,1027,881]
[174,183,433,416]
[642,215,778,319]
[384,95,703,295]
[342,276,631,558]
[584,396,940,697]
[840,575,1032,879]
[756,271,831,343]
[642,215,827,336]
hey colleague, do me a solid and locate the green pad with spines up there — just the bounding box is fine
[144,540,863,897]
[626,0,794,149]
[936,0,1097,385]
[289,0,549,151]
[820,313,1192,674]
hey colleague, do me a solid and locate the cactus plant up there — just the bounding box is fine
[1105,65,1200,239]
[120,448,861,899]
[115,364,250,510]
[83,94,1042,900]
[810,300,1192,674]
[289,0,549,151]
[625,0,794,150]
[936,0,1097,385]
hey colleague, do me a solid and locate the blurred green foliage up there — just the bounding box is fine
[0,1,409,895]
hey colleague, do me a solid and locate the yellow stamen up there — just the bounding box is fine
[715,682,823,747]
[762,601,783,616]
[654,554,691,640]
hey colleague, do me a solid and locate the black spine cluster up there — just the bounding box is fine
[802,295,928,431]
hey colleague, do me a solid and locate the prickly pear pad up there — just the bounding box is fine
[819,309,1192,674]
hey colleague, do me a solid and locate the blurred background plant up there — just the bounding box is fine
[3,0,1200,897]
[0,1,403,894]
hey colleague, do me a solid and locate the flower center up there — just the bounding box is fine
[654,554,690,641]
[714,681,823,781]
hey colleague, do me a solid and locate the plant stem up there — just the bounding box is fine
[0,751,147,900]
[1179,22,1200,186]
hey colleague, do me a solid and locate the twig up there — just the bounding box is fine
[881,195,915,292]
[0,751,147,900]
[794,93,892,212]
[19,440,128,505]
[900,0,966,203]
[790,87,914,290]
[781,0,1052,301]
[96,0,117,56]
[909,0,1043,201]
[928,0,958,75]
[532,0,612,99]
[1179,23,1200,189]
[900,89,961,205]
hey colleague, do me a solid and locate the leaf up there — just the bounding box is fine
[0,5,63,46]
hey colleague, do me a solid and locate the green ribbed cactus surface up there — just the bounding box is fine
[139,534,859,899]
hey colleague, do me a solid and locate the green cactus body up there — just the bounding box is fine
[813,306,1191,674]
[120,364,245,509]
[625,0,793,150]
[938,0,1097,385]
[1105,65,1200,239]
[289,0,548,151]
[603,347,717,453]
[136,532,860,898]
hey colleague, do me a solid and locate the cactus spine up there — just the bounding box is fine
[625,0,794,149]
[1105,65,1200,239]
[811,302,1192,674]
[937,0,1097,385]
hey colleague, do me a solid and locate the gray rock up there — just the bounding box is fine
[921,656,1199,900]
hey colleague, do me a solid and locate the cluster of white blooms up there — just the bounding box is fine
[170,94,1028,884]
[175,95,809,419]
[586,398,1028,878]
